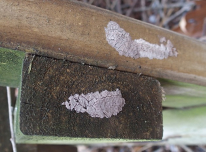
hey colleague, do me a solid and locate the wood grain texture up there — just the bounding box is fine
[20,55,162,140]
[0,0,205,86]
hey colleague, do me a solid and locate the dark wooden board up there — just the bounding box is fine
[20,55,163,139]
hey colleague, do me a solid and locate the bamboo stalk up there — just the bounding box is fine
[0,0,206,86]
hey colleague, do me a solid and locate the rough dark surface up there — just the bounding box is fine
[20,55,163,139]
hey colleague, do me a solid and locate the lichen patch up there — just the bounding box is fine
[105,21,178,59]
[62,89,125,118]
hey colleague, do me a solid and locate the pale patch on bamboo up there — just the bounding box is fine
[105,21,178,59]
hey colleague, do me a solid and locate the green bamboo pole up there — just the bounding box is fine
[0,48,25,87]
[159,79,206,108]
[0,0,206,86]
[163,106,206,144]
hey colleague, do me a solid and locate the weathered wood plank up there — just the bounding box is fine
[0,0,206,86]
[19,55,162,141]
[0,48,25,87]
